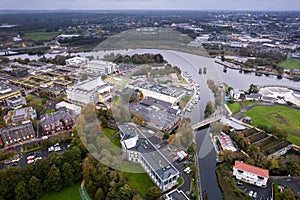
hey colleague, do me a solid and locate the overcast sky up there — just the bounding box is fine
[0,0,300,11]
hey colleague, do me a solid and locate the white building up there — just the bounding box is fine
[233,161,269,187]
[119,123,179,192]
[128,80,185,104]
[218,134,237,152]
[66,77,113,106]
[87,60,118,75]
[56,101,82,115]
[5,95,26,109]
[65,57,86,67]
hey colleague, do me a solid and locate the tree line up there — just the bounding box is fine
[103,53,165,64]
[0,146,83,200]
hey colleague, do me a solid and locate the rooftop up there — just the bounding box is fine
[119,123,179,180]
[234,161,269,178]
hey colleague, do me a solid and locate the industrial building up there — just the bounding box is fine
[66,77,113,106]
[130,97,180,131]
[128,80,185,104]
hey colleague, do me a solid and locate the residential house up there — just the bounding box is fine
[0,122,35,146]
[40,110,75,136]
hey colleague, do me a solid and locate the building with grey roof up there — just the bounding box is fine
[40,110,75,136]
[0,81,23,105]
[0,122,35,146]
[5,95,26,109]
[164,189,189,200]
[130,97,180,132]
[128,80,185,104]
[4,107,36,125]
[119,123,179,192]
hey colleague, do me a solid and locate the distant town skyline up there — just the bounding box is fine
[1,0,300,11]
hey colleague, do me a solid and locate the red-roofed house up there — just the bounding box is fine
[233,161,269,187]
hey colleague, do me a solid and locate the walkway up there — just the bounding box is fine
[192,115,223,130]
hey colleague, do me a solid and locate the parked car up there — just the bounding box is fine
[248,191,253,197]
[27,159,34,164]
[27,156,34,160]
[48,146,54,152]
[54,146,61,152]
[35,157,42,161]
[253,192,257,198]
[42,136,48,140]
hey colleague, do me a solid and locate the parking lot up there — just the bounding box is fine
[0,140,70,169]
[236,179,273,200]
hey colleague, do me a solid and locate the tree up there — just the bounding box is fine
[62,162,75,187]
[248,84,259,94]
[45,165,61,192]
[119,184,133,200]
[221,55,225,62]
[219,150,235,163]
[15,181,30,200]
[39,89,49,98]
[277,189,296,200]
[94,188,105,200]
[145,186,161,200]
[29,176,42,199]
[131,112,145,126]
[204,101,215,118]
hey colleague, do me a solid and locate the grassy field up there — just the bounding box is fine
[244,105,300,144]
[23,31,60,41]
[227,102,241,114]
[121,163,155,198]
[288,134,300,146]
[280,59,300,70]
[39,182,81,200]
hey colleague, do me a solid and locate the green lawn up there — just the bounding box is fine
[122,163,155,198]
[23,31,60,41]
[280,59,300,70]
[244,105,300,142]
[103,127,116,139]
[45,109,55,114]
[288,134,300,146]
[227,102,241,114]
[39,182,81,200]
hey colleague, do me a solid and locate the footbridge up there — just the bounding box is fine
[192,115,223,130]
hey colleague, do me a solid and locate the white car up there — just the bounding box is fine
[48,146,54,152]
[248,191,253,197]
[35,157,42,161]
[184,167,190,172]
[42,136,48,140]
[253,192,257,198]
[27,159,34,164]
[54,146,61,152]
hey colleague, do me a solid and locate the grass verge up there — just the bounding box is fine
[227,102,241,114]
